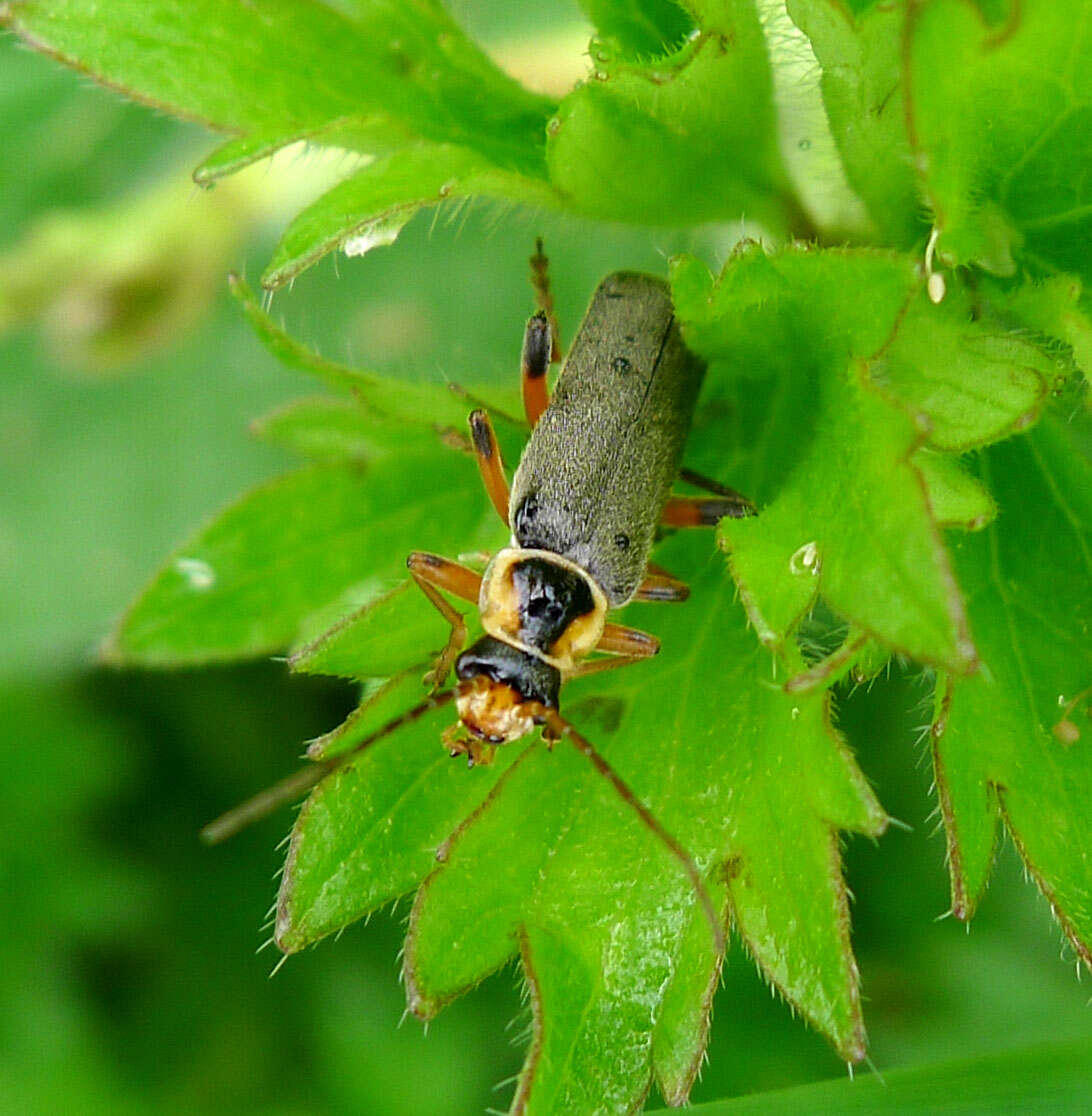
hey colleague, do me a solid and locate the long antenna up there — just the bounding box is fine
[201,690,456,844]
[541,708,726,957]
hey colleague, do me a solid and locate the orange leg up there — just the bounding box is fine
[468,409,510,526]
[521,311,552,427]
[634,569,690,603]
[596,622,660,657]
[565,654,651,681]
[406,551,483,687]
[662,493,754,527]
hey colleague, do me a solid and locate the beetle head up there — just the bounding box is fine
[448,635,560,759]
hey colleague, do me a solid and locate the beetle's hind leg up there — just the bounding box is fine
[678,467,753,502]
[407,552,483,689]
[662,493,755,527]
[634,566,690,603]
[521,311,553,427]
[469,409,510,525]
[596,622,660,657]
[530,237,562,362]
[523,239,562,427]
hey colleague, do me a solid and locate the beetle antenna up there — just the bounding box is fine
[201,689,456,845]
[539,708,726,956]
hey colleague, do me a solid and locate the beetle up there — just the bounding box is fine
[204,243,753,949]
[406,242,752,768]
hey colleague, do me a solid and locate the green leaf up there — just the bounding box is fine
[375,531,888,1111]
[191,117,384,187]
[5,0,553,172]
[932,417,1092,967]
[261,144,559,289]
[659,1036,1092,1113]
[986,274,1092,385]
[577,0,694,57]
[906,0,1092,282]
[250,396,426,462]
[672,247,977,673]
[874,291,1052,451]
[547,0,793,227]
[306,668,431,761]
[106,452,497,666]
[276,700,523,953]
[229,274,484,433]
[913,450,996,532]
[289,579,480,683]
[787,0,923,245]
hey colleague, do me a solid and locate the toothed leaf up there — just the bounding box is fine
[932,418,1092,970]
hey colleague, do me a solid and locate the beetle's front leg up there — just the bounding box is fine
[406,552,483,690]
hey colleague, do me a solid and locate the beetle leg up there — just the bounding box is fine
[678,467,752,500]
[662,493,755,527]
[530,237,562,362]
[634,569,690,602]
[564,654,651,680]
[406,552,483,688]
[521,311,553,427]
[596,622,660,657]
[468,409,510,525]
[200,689,455,844]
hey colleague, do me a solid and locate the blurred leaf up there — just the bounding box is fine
[0,173,252,371]
[906,0,1092,281]
[664,1036,1092,1113]
[786,0,923,246]
[250,396,426,462]
[577,0,694,57]
[4,0,553,172]
[107,453,496,666]
[932,417,1092,967]
[229,274,492,432]
[547,0,792,227]
[672,247,977,672]
[261,144,559,289]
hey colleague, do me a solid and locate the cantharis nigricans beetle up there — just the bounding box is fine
[206,242,754,949]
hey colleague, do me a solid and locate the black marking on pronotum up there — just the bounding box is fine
[612,355,632,374]
[511,556,595,651]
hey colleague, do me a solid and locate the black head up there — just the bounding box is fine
[453,635,561,744]
[455,635,561,708]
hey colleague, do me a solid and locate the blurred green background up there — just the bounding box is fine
[3,6,1091,1113]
